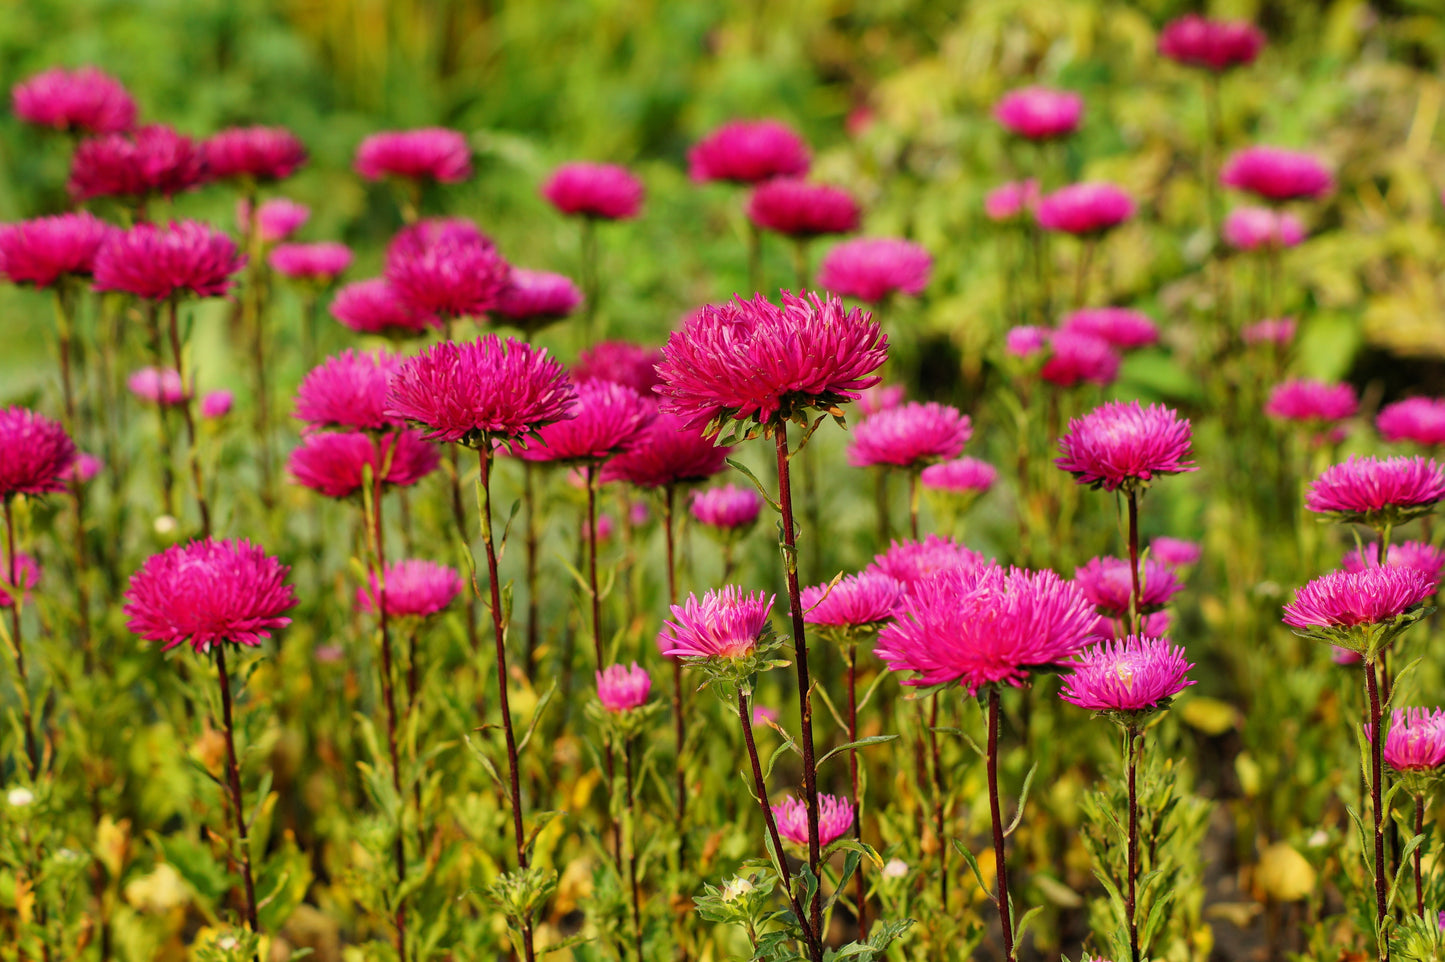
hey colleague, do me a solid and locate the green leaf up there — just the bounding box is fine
[725,458,781,513]
[818,734,899,768]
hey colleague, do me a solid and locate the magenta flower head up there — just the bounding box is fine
[1378,398,1445,447]
[985,179,1040,222]
[0,212,115,288]
[656,291,887,438]
[289,429,439,499]
[596,663,652,713]
[817,237,931,302]
[1241,317,1296,347]
[13,66,136,134]
[573,341,664,396]
[1158,15,1264,71]
[1075,556,1184,618]
[384,224,509,319]
[358,559,462,621]
[200,390,233,420]
[330,278,435,339]
[1006,325,1051,359]
[777,793,854,848]
[871,534,986,588]
[691,484,763,532]
[688,119,810,184]
[270,242,353,283]
[1061,308,1158,350]
[386,335,577,448]
[388,217,493,259]
[71,452,102,485]
[1223,206,1306,251]
[124,538,296,654]
[68,124,209,202]
[519,379,654,465]
[1040,331,1121,388]
[876,564,1100,692]
[1368,708,1445,779]
[849,401,971,470]
[1151,537,1202,570]
[1056,401,1196,493]
[0,554,41,609]
[746,179,860,238]
[921,457,997,498]
[127,367,189,406]
[1035,182,1135,235]
[1342,541,1445,582]
[659,587,779,680]
[541,162,644,220]
[294,348,403,432]
[993,87,1084,140]
[93,221,245,301]
[1059,635,1195,718]
[494,268,583,334]
[238,198,310,244]
[1282,566,1436,657]
[354,128,472,183]
[205,126,306,183]
[801,570,902,632]
[1305,456,1445,527]
[602,411,728,489]
[0,408,76,499]
[1221,146,1332,202]
[1264,379,1358,426]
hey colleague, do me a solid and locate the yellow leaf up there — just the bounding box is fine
[1180,697,1240,736]
[1257,843,1316,902]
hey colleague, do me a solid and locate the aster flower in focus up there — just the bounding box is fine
[817,237,931,302]
[1035,183,1135,235]
[12,66,136,134]
[659,587,779,676]
[1241,317,1296,347]
[1056,401,1196,493]
[1342,541,1445,581]
[124,538,297,653]
[519,379,653,466]
[1305,456,1445,527]
[294,349,404,433]
[1060,308,1158,350]
[801,570,901,630]
[746,179,860,238]
[68,124,209,203]
[602,411,728,489]
[200,391,233,419]
[93,221,245,301]
[127,367,189,406]
[1075,556,1184,617]
[1158,15,1265,71]
[288,430,439,499]
[1059,636,1195,716]
[993,87,1084,140]
[1264,379,1358,427]
[1223,206,1305,251]
[691,484,763,532]
[1378,398,1445,447]
[542,162,644,220]
[384,221,509,319]
[0,212,115,288]
[848,402,971,470]
[205,126,307,183]
[1221,146,1332,202]
[776,793,854,848]
[1040,331,1122,388]
[1282,566,1435,656]
[354,128,472,183]
[330,278,435,338]
[270,242,353,283]
[494,268,583,334]
[871,534,985,588]
[237,198,309,245]
[0,554,41,609]
[573,341,664,396]
[358,559,463,621]
[689,119,809,184]
[985,180,1039,222]
[596,663,652,713]
[1151,537,1202,569]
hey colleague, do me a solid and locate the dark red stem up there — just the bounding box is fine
[987,687,1015,962]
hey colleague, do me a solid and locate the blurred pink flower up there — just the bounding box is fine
[801,570,902,629]
[494,269,582,331]
[1056,401,1196,492]
[1150,537,1201,569]
[200,390,233,419]
[269,242,353,283]
[1342,541,1445,581]
[70,452,102,484]
[237,198,310,244]
[573,341,664,396]
[921,457,997,496]
[746,179,860,238]
[993,87,1084,140]
[1075,556,1184,617]
[1061,308,1158,350]
[0,212,115,288]
[294,348,404,432]
[358,559,463,620]
[1223,206,1305,251]
[688,119,810,184]
[1241,317,1296,346]
[1035,182,1135,235]
[871,534,986,588]
[205,126,307,182]
[1378,398,1445,447]
[602,411,728,489]
[127,367,189,406]
[94,221,245,301]
[776,793,854,847]
[384,221,509,319]
[1221,146,1332,201]
[68,124,209,202]
[596,662,651,712]
[659,586,775,659]
[857,384,906,416]
[817,237,931,302]
[387,218,493,259]
[1040,330,1121,388]
[542,162,644,219]
[1158,15,1265,71]
[519,379,654,465]
[1265,379,1358,425]
[985,179,1039,222]
[330,278,435,337]
[0,407,74,498]
[12,66,136,134]
[849,401,971,469]
[690,484,762,530]
[0,553,41,609]
[752,704,779,726]
[1006,325,1051,359]
[1305,456,1445,521]
[354,128,472,183]
[1059,635,1195,713]
[582,513,615,544]
[289,429,439,499]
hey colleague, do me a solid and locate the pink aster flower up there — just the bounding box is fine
[746,179,860,238]
[0,408,73,499]
[1342,541,1445,581]
[200,390,233,419]
[1368,708,1445,773]
[127,367,189,406]
[1006,325,1051,359]
[871,534,986,588]
[1151,537,1202,569]
[1282,567,1436,632]
[1264,379,1358,425]
[237,198,310,245]
[519,379,654,465]
[205,126,306,182]
[357,559,463,620]
[1074,556,1184,617]
[354,128,472,183]
[688,119,810,184]
[573,341,664,396]
[1305,456,1445,523]
[1040,330,1121,388]
[849,401,972,469]
[0,553,40,609]
[541,162,644,220]
[1035,182,1136,235]
[602,411,728,489]
[659,586,775,659]
[68,124,209,202]
[921,457,997,497]
[387,218,494,260]
[776,793,854,848]
[288,429,439,499]
[801,570,902,629]
[384,224,509,319]
[876,564,1100,692]
[993,87,1084,140]
[494,268,582,332]
[330,278,435,338]
[124,538,296,653]
[817,237,931,302]
[93,221,245,301]
[596,662,651,713]
[1378,398,1445,447]
[656,291,887,433]
[1241,317,1296,347]
[985,180,1040,222]
[269,242,353,283]
[691,484,762,530]
[294,348,403,433]
[1061,308,1159,350]
[385,335,577,446]
[1059,635,1195,714]
[1221,146,1333,202]
[12,66,136,134]
[1223,206,1306,251]
[0,212,115,288]
[1158,15,1265,71]
[857,384,906,416]
[1056,401,1196,492]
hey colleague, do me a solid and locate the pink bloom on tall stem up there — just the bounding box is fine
[124,538,296,653]
[288,430,439,499]
[541,162,644,220]
[1061,308,1158,350]
[1223,206,1305,251]
[1378,398,1445,447]
[205,126,307,182]
[689,119,810,184]
[68,124,209,202]
[294,348,404,432]
[817,237,931,302]
[746,179,860,238]
[871,535,985,588]
[12,66,136,134]
[238,198,310,244]
[200,391,233,419]
[270,242,353,283]
[1305,456,1445,523]
[93,221,245,301]
[0,212,115,287]
[1040,331,1121,388]
[776,793,854,847]
[354,128,472,183]
[1368,708,1445,773]
[690,484,762,530]
[1006,325,1051,359]
[985,180,1039,222]
[358,559,463,620]
[330,278,435,338]
[993,87,1084,140]
[921,457,997,497]
[659,586,775,659]
[1158,15,1265,71]
[596,663,651,712]
[127,367,189,406]
[1221,146,1333,202]
[1035,182,1135,235]
[573,341,664,396]
[494,269,583,331]
[518,379,653,464]
[1059,636,1195,713]
[801,570,901,629]
[602,411,728,489]
[0,554,40,609]
[1150,537,1202,569]
[1056,401,1197,492]
[848,402,971,469]
[384,222,509,319]
[0,408,76,498]
[1241,317,1296,347]
[1282,567,1436,632]
[1343,541,1445,581]
[1075,556,1184,617]
[1265,379,1358,426]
